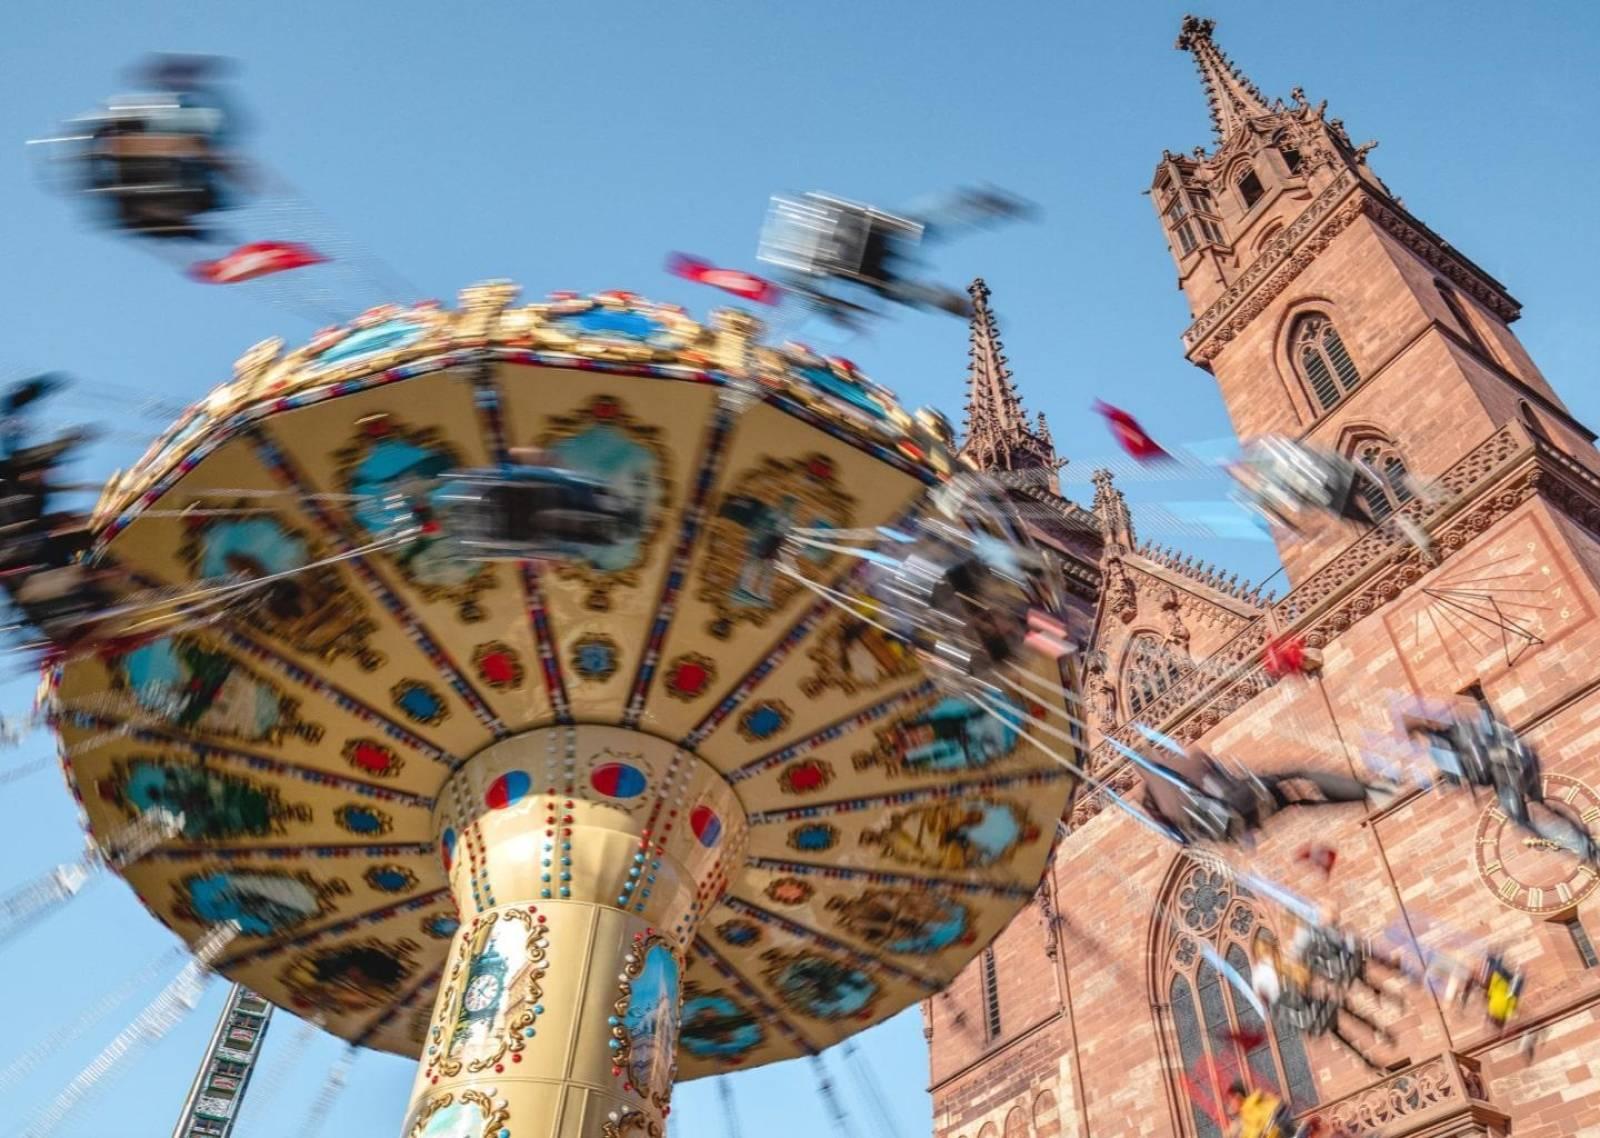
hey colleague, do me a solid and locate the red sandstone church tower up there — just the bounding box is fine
[926,16,1600,1138]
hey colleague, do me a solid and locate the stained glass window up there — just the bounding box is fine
[1159,862,1318,1134]
[1123,633,1185,718]
[1170,975,1222,1138]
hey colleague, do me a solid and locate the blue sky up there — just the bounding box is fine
[3,1,1600,1135]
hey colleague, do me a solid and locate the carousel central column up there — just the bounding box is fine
[403,727,748,1138]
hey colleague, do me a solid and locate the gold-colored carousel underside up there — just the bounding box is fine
[50,285,1078,1076]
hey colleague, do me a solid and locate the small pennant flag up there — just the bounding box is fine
[1093,400,1170,462]
[667,254,782,305]
[1224,1027,1268,1051]
[1263,634,1308,679]
[189,241,328,284]
[1295,842,1339,877]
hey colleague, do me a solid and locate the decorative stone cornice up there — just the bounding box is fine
[91,285,964,529]
[1133,540,1270,608]
[1300,1051,1507,1137]
[1181,173,1521,365]
[1366,198,1521,325]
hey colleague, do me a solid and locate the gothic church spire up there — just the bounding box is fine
[1175,15,1273,143]
[959,279,1058,481]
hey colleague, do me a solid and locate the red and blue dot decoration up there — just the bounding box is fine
[472,641,524,691]
[664,653,716,701]
[486,769,533,810]
[422,914,461,940]
[691,803,723,848]
[778,758,833,796]
[343,738,403,779]
[440,827,458,871]
[335,804,392,836]
[591,761,647,799]
[788,822,838,852]
[570,634,620,683]
[717,919,761,948]
[737,700,790,743]
[365,864,418,893]
[392,679,447,726]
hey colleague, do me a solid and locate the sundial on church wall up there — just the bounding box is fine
[1383,514,1589,690]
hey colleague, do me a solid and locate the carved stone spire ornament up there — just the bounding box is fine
[1105,557,1138,625]
[1085,649,1118,729]
[1090,469,1136,553]
[1162,586,1191,650]
[1037,880,1060,961]
[1174,15,1274,143]
[959,279,1059,480]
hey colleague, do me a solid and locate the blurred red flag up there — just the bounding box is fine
[1093,400,1169,462]
[1296,843,1339,877]
[667,254,782,305]
[189,241,328,284]
[1263,634,1308,679]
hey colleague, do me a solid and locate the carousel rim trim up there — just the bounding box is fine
[92,283,960,538]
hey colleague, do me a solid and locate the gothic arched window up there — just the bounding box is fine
[1292,314,1362,411]
[1350,437,1413,522]
[1122,632,1184,718]
[1235,164,1265,209]
[1158,857,1318,1136]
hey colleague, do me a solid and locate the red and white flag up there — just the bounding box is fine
[1263,634,1308,679]
[1296,842,1339,877]
[667,254,782,305]
[189,241,328,284]
[1093,400,1170,463]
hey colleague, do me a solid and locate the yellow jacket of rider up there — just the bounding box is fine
[1233,1091,1286,1138]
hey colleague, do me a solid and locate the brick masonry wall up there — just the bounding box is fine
[930,498,1600,1136]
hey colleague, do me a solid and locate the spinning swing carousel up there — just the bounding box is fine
[47,283,1085,1138]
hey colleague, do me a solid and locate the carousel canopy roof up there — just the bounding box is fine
[53,284,1077,1075]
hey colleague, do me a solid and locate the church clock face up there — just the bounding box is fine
[1474,772,1600,914]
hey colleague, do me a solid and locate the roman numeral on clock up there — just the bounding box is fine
[1499,878,1521,903]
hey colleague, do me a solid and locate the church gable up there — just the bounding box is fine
[1088,554,1266,735]
[1083,467,1271,737]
